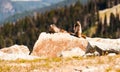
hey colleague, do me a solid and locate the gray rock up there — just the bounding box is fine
[0,45,39,60]
[58,47,85,58]
[0,44,30,55]
[86,38,120,56]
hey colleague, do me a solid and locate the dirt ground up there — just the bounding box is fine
[0,55,120,72]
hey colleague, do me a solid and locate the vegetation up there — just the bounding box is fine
[0,0,120,51]
[0,55,120,72]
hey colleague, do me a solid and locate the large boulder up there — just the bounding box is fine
[31,32,88,58]
[86,38,120,55]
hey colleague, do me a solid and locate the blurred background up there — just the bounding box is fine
[0,0,120,51]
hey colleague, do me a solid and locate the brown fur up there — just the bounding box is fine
[81,34,86,39]
[73,21,86,39]
[49,24,67,33]
[74,21,82,37]
[49,22,86,39]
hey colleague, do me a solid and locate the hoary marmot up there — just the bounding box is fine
[49,24,67,33]
[74,21,86,38]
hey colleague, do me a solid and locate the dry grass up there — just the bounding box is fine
[0,55,120,72]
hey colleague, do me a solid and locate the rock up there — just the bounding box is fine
[31,32,88,58]
[86,38,120,55]
[58,47,85,58]
[84,51,100,57]
[0,51,39,60]
[0,44,30,55]
[0,45,39,60]
[108,53,116,56]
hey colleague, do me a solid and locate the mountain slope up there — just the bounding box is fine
[99,4,120,25]
[0,0,64,24]
[0,0,89,24]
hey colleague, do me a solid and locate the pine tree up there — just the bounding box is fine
[0,35,5,48]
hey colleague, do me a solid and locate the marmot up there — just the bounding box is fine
[49,24,67,33]
[74,21,86,38]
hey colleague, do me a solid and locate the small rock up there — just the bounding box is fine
[0,44,30,55]
[108,53,116,56]
[0,45,39,60]
[58,47,85,58]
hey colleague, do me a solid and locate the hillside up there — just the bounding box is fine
[0,0,89,24]
[99,4,120,25]
[0,0,64,24]
[2,0,79,24]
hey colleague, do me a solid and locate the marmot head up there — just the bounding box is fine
[49,24,60,33]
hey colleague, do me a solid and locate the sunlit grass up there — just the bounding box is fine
[0,55,120,72]
[105,67,120,72]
